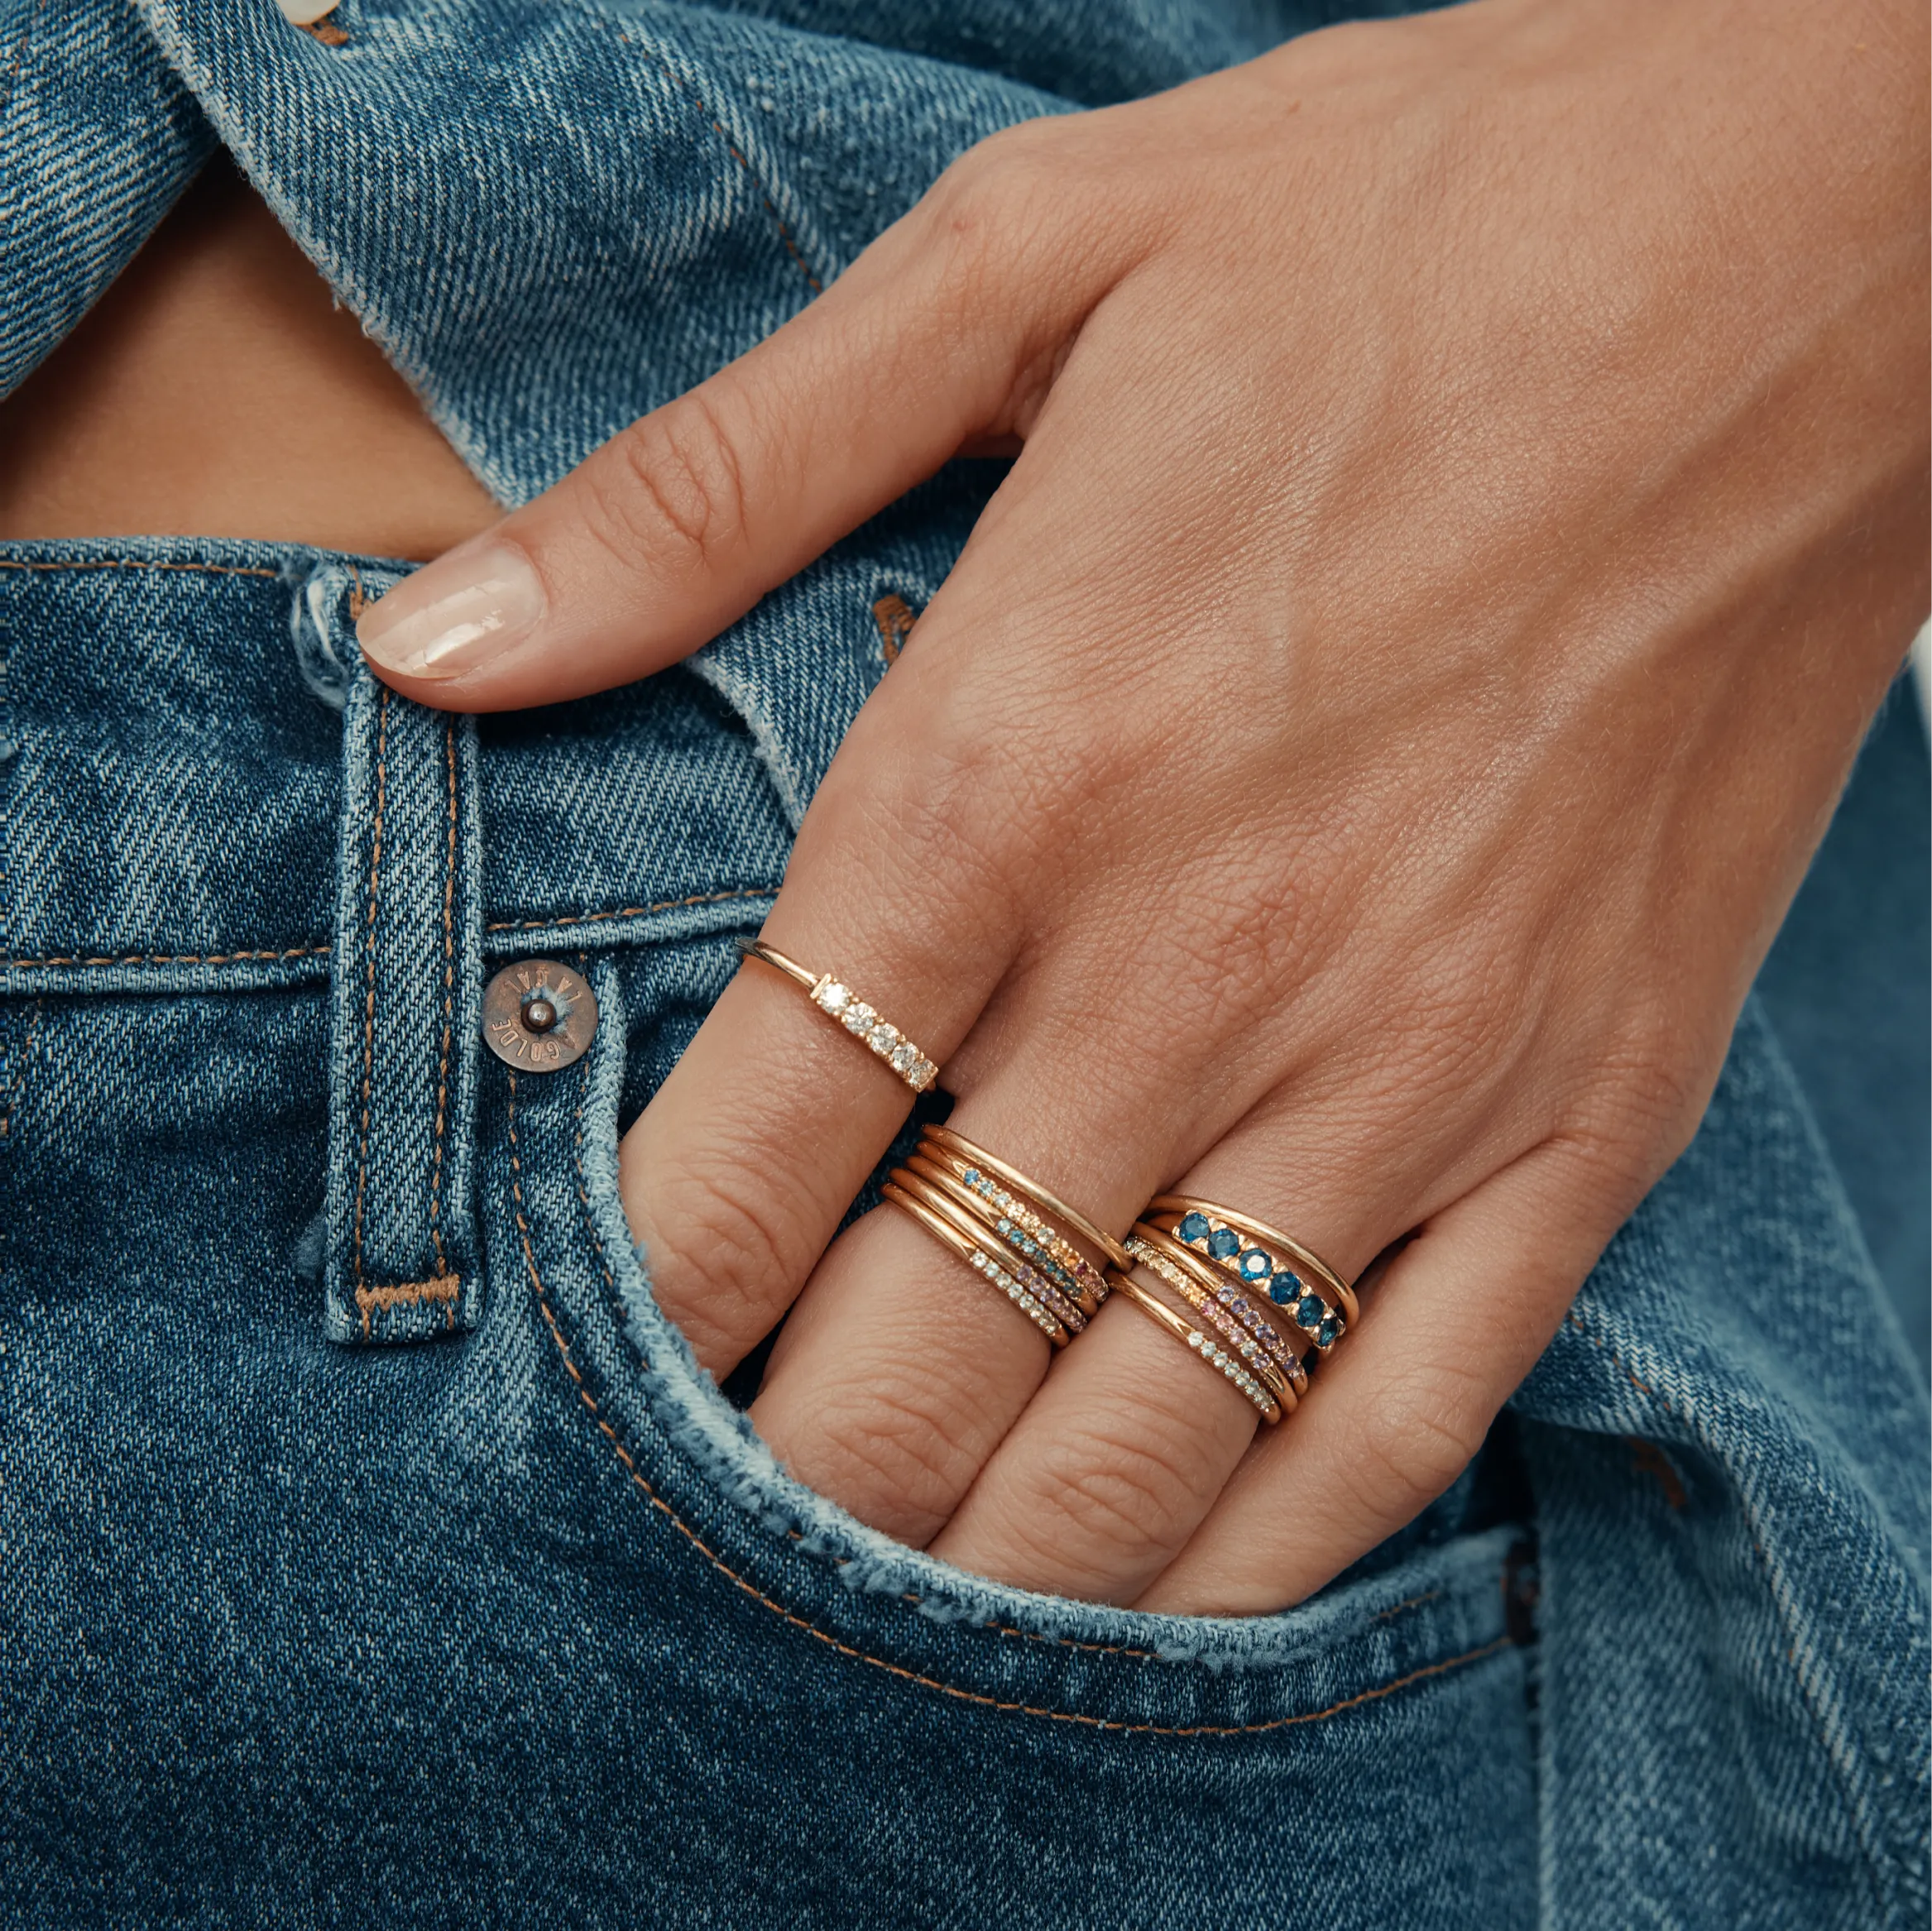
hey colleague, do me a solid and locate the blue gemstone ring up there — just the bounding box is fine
[1143,1195,1358,1331]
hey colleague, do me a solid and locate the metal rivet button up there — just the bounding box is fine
[482,961,597,1073]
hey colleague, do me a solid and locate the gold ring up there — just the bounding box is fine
[1125,1225,1306,1399]
[923,1124,1130,1272]
[880,1181,1069,1344]
[891,1165,1091,1333]
[900,1155,1098,1322]
[913,1137,1112,1312]
[1144,1195,1357,1347]
[1105,1272,1282,1424]
[736,937,938,1092]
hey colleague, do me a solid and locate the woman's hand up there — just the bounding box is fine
[358,0,1927,1612]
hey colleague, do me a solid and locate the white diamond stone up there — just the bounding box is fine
[868,1022,899,1052]
[889,1042,918,1074]
[817,980,850,1014]
[842,1003,875,1033]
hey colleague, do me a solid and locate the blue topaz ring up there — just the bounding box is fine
[1144,1196,1357,1355]
[735,937,939,1092]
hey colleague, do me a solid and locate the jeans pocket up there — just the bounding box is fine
[473,936,1542,1928]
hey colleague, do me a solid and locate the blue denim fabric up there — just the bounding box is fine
[2,0,1928,1925]
[1758,681,1931,1375]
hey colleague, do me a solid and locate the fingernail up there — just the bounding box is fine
[356,542,545,679]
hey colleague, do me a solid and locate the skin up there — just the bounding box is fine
[0,154,497,555]
[13,0,1925,1614]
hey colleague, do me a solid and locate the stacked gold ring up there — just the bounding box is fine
[885,1125,1119,1346]
[1106,1195,1356,1425]
[880,1181,1072,1344]
[1105,1277,1285,1424]
[1143,1195,1355,1351]
[1125,1224,1306,1401]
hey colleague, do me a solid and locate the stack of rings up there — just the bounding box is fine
[883,1124,1128,1349]
[1105,1198,1357,1426]
[732,931,1361,1416]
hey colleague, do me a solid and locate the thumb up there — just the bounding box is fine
[355,170,1078,713]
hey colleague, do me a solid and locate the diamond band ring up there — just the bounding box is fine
[734,937,939,1092]
[1105,1272,1284,1423]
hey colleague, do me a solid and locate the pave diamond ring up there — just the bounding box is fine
[734,937,939,1092]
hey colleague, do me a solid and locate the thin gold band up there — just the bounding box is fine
[735,937,938,1092]
[880,1181,1069,1346]
[1105,1273,1282,1425]
[911,1142,1110,1313]
[923,1124,1130,1271]
[901,1154,1098,1320]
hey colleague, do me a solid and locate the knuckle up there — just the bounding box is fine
[806,1377,990,1535]
[641,1145,814,1358]
[833,716,1030,934]
[582,388,750,577]
[1340,1359,1493,1527]
[917,123,1082,301]
[932,122,1063,229]
[1015,1420,1211,1575]
[1133,850,1312,1036]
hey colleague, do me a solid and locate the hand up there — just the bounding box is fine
[359,0,1928,1612]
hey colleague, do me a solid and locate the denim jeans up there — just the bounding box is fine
[3,0,1927,1925]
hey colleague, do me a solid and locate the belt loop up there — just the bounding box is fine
[320,593,484,1346]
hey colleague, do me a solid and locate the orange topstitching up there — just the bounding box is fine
[485,885,776,934]
[425,715,458,1301]
[4,943,333,970]
[0,558,281,579]
[611,30,823,295]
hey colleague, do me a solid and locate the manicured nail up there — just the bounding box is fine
[356,543,545,679]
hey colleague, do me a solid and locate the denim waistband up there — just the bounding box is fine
[0,499,985,993]
[1,511,969,1344]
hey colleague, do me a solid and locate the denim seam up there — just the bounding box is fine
[425,716,458,1280]
[521,1071,1517,1727]
[0,558,280,579]
[1562,1306,1891,1911]
[349,685,391,1304]
[602,22,824,295]
[3,942,333,968]
[7,886,776,975]
[483,885,777,934]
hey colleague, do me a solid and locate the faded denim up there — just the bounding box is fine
[1,0,1927,1925]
